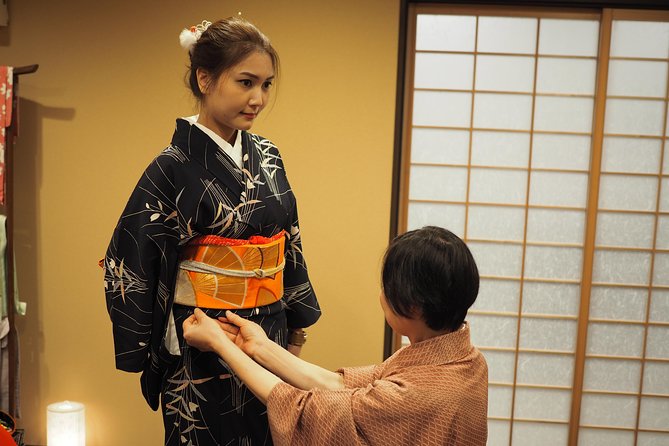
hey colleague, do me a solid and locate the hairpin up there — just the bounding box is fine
[179,20,212,53]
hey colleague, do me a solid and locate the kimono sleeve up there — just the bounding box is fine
[266,382,362,446]
[102,155,180,373]
[338,364,377,388]
[281,187,321,329]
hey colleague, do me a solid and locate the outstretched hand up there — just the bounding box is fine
[184,309,284,404]
[182,308,230,353]
[182,308,269,359]
[218,310,269,358]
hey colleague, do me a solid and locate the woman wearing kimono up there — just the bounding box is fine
[102,18,320,446]
[183,226,489,446]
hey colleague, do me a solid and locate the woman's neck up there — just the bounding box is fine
[406,321,452,344]
[196,114,237,145]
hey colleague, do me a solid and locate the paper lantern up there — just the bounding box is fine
[46,401,85,446]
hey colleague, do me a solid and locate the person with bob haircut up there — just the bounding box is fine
[102,16,321,446]
[183,226,488,445]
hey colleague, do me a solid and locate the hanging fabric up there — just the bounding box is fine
[0,214,24,413]
[0,66,13,206]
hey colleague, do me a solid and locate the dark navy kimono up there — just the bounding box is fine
[103,118,321,445]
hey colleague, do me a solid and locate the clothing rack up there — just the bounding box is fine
[3,64,38,417]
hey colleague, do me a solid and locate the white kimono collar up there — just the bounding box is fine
[181,115,243,168]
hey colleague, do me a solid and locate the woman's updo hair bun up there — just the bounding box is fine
[179,20,211,54]
[181,17,280,99]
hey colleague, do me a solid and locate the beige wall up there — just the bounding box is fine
[0,0,399,444]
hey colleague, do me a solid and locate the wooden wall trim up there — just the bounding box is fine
[410,0,669,10]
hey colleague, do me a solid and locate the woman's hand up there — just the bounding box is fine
[184,309,283,404]
[218,310,269,359]
[182,308,230,352]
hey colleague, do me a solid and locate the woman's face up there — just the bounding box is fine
[197,51,274,143]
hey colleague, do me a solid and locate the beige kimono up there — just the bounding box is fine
[266,323,488,446]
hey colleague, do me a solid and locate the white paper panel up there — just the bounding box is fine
[526,208,585,244]
[610,20,669,59]
[604,99,666,136]
[478,16,537,54]
[407,202,465,234]
[524,246,583,281]
[583,358,641,392]
[638,396,669,430]
[592,250,651,285]
[409,165,467,201]
[516,352,574,386]
[469,168,527,205]
[586,322,644,357]
[414,53,474,90]
[643,362,669,395]
[512,422,568,446]
[520,318,577,352]
[536,57,597,95]
[483,350,516,384]
[514,388,571,421]
[607,60,668,98]
[488,385,513,418]
[467,205,525,241]
[653,253,669,286]
[416,14,476,52]
[650,289,669,323]
[473,93,533,130]
[487,420,511,446]
[578,428,634,446]
[638,432,669,446]
[657,216,669,250]
[474,278,520,313]
[538,19,599,56]
[471,131,530,168]
[522,282,580,316]
[468,242,523,278]
[602,136,662,174]
[598,174,658,211]
[589,286,648,322]
[534,96,594,133]
[531,133,592,170]
[595,212,655,248]
[413,91,472,127]
[475,55,535,92]
[580,394,638,428]
[467,314,518,348]
[529,171,588,207]
[646,325,669,359]
[411,128,470,165]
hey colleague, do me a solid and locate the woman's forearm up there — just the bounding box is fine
[286,343,302,357]
[213,336,282,405]
[253,339,344,391]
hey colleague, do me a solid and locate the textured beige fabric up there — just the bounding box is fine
[267,323,488,445]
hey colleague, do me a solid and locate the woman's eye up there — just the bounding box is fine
[263,81,273,89]
[240,79,252,87]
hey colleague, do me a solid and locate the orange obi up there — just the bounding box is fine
[174,231,286,310]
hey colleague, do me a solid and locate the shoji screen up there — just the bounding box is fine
[397,5,669,446]
[578,14,669,446]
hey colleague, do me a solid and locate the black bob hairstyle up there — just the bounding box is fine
[381,226,479,332]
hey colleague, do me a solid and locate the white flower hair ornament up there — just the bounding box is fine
[179,20,212,53]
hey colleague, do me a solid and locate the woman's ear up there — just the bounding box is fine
[196,68,211,95]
